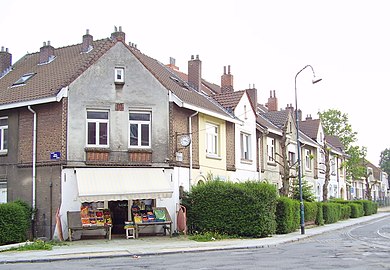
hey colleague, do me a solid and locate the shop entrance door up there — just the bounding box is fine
[108,201,128,235]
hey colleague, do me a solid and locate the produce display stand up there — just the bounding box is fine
[67,209,112,241]
[133,207,172,238]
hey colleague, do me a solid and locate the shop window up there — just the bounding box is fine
[129,111,151,148]
[86,110,109,147]
[240,132,251,160]
[0,117,8,153]
[206,123,219,157]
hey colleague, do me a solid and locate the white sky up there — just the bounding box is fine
[1,0,388,165]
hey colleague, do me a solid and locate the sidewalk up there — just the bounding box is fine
[1,208,390,264]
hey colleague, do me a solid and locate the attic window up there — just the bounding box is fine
[115,67,125,84]
[13,73,35,86]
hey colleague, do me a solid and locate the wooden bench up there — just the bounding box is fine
[134,207,172,238]
[67,211,112,241]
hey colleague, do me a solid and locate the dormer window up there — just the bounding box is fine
[13,73,35,86]
[115,67,125,84]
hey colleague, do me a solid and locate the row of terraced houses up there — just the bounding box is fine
[0,27,388,239]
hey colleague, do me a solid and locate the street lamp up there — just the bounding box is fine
[295,65,322,235]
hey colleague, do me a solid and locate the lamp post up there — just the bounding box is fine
[295,65,322,235]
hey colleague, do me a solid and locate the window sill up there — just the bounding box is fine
[0,150,8,156]
[267,162,277,167]
[206,154,221,160]
[85,147,110,152]
[240,159,253,165]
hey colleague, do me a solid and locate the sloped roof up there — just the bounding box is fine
[325,135,344,153]
[0,39,113,105]
[213,90,245,111]
[261,109,290,128]
[0,34,235,121]
[299,119,321,140]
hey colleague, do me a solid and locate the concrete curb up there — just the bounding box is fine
[1,211,390,264]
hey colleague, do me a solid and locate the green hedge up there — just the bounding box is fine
[275,197,299,234]
[315,203,324,225]
[322,203,341,224]
[339,204,351,220]
[355,200,378,216]
[184,181,277,237]
[0,202,31,245]
[349,203,364,218]
[303,201,318,223]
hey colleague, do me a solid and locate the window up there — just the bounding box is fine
[331,156,336,175]
[115,67,125,84]
[13,73,35,86]
[0,117,8,152]
[0,181,6,204]
[240,132,251,160]
[206,123,218,157]
[86,110,109,147]
[305,149,312,170]
[288,151,295,166]
[267,137,275,162]
[129,111,151,148]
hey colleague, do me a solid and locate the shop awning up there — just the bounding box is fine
[76,168,173,202]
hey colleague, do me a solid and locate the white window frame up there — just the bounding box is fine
[331,156,336,175]
[240,132,251,160]
[115,67,125,84]
[267,137,275,163]
[86,110,109,147]
[288,151,295,166]
[305,149,312,171]
[0,117,8,153]
[129,111,151,148]
[206,123,219,157]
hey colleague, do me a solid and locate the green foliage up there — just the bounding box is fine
[339,204,351,220]
[315,203,324,226]
[188,231,232,242]
[354,200,377,216]
[349,203,364,218]
[380,148,390,178]
[318,109,357,149]
[275,197,299,234]
[0,202,30,245]
[322,203,341,224]
[185,181,277,238]
[291,179,315,202]
[303,201,318,223]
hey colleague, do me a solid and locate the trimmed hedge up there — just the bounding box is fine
[339,204,351,220]
[356,200,378,216]
[322,203,341,224]
[185,181,277,237]
[349,203,364,218]
[315,203,324,225]
[303,201,318,224]
[275,197,299,234]
[0,202,31,245]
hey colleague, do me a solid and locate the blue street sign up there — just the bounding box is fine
[50,152,61,160]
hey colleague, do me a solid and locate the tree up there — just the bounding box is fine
[379,148,390,180]
[318,109,357,149]
[322,142,331,202]
[291,178,315,202]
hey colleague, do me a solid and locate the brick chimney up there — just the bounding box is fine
[81,29,93,53]
[266,90,278,112]
[188,55,201,91]
[0,46,12,77]
[111,26,126,42]
[221,65,234,93]
[306,114,312,120]
[39,41,55,64]
[166,57,179,71]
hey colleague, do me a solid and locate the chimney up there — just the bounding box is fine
[111,26,126,42]
[297,109,302,122]
[188,55,201,91]
[221,65,234,93]
[306,114,312,120]
[266,90,278,112]
[0,47,12,76]
[166,57,179,71]
[39,41,55,64]
[81,29,93,53]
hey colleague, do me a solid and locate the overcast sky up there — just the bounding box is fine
[1,0,388,165]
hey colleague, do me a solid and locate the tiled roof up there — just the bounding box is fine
[325,135,344,153]
[261,109,290,128]
[0,35,235,120]
[299,119,321,140]
[213,90,245,111]
[0,39,113,105]
[128,47,234,119]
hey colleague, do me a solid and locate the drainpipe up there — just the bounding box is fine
[27,106,37,226]
[188,112,198,192]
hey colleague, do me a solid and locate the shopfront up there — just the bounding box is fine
[56,167,175,240]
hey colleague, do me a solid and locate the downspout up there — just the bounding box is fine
[188,112,198,192]
[27,106,37,226]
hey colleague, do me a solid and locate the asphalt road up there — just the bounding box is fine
[2,216,390,270]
